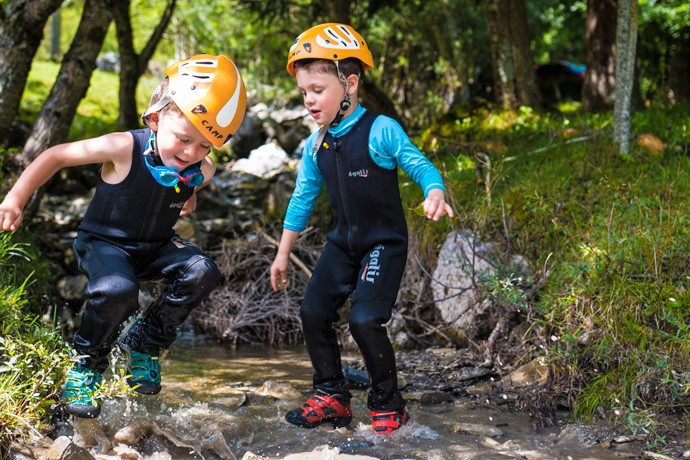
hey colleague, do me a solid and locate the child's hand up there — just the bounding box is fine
[421,189,454,221]
[270,255,290,292]
[0,200,24,231]
[180,192,197,217]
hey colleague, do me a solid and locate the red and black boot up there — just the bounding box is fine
[371,408,410,434]
[285,392,352,428]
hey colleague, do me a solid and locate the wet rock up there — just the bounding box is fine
[71,417,110,451]
[553,423,599,448]
[242,453,265,460]
[449,366,493,382]
[111,443,142,459]
[338,440,374,451]
[409,391,454,405]
[501,357,548,388]
[464,382,493,398]
[113,422,155,445]
[214,394,248,407]
[254,380,302,400]
[281,445,379,460]
[424,449,451,460]
[642,453,675,460]
[343,367,370,389]
[450,422,503,437]
[612,434,647,444]
[44,436,95,460]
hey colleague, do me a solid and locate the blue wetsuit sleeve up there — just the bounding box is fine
[369,116,445,197]
[283,134,324,232]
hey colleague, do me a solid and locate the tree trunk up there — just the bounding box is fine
[483,0,541,109]
[0,0,64,147]
[583,0,617,112]
[113,0,176,129]
[324,0,350,23]
[613,0,638,154]
[667,28,690,104]
[20,0,114,167]
[431,0,471,111]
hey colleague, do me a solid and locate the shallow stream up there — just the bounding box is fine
[59,339,641,459]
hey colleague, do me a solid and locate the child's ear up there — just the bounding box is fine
[146,112,161,130]
[346,74,360,96]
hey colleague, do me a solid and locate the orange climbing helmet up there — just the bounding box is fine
[286,23,374,77]
[144,54,247,148]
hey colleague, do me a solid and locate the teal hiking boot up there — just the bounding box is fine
[123,349,162,395]
[62,365,103,418]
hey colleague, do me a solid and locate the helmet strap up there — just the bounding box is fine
[145,131,161,159]
[330,61,351,127]
[141,79,172,126]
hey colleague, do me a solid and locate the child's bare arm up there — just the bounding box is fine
[0,132,132,231]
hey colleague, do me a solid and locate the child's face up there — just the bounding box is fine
[150,112,213,171]
[295,67,350,126]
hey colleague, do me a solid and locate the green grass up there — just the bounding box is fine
[0,232,71,452]
[417,102,690,443]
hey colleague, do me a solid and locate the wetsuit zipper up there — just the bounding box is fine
[333,138,354,253]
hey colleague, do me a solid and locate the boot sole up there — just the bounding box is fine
[127,378,161,395]
[64,402,101,418]
[285,413,352,429]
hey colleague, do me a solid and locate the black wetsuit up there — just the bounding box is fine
[302,111,408,411]
[72,128,221,373]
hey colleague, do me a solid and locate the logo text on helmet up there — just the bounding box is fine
[201,120,224,142]
[316,25,361,50]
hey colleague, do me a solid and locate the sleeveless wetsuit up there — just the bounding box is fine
[72,128,221,372]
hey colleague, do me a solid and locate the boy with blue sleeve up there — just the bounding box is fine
[270,23,453,435]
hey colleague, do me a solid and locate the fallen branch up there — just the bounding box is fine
[259,230,313,278]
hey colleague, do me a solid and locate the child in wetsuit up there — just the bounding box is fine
[0,54,246,418]
[270,23,454,434]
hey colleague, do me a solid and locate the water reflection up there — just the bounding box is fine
[76,339,625,459]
